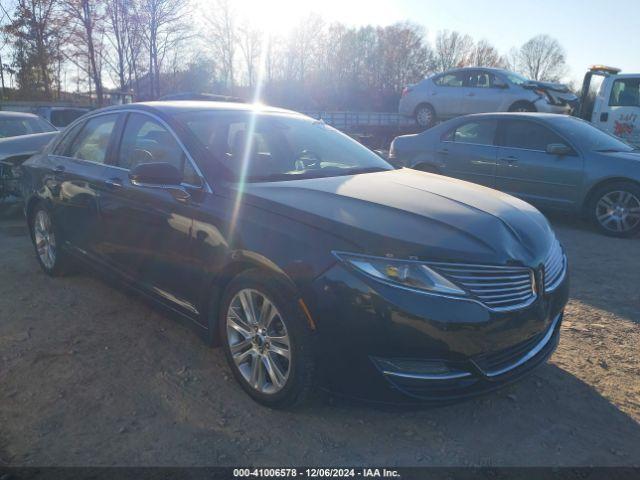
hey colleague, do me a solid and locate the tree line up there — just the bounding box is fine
[0,0,569,111]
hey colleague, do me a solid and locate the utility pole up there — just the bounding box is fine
[0,52,5,100]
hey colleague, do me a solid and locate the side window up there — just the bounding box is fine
[434,72,466,87]
[502,121,564,151]
[467,71,493,88]
[66,114,117,164]
[53,121,84,156]
[449,120,497,146]
[118,113,201,185]
[609,78,640,107]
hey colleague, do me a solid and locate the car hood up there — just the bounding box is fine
[236,169,554,266]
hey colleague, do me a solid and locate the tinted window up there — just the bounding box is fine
[66,114,117,163]
[450,120,497,145]
[434,72,466,87]
[609,78,640,107]
[0,116,55,138]
[175,111,392,182]
[502,120,564,151]
[118,113,200,185]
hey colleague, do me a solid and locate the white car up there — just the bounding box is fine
[399,67,577,128]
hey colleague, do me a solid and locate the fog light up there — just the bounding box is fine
[372,357,451,375]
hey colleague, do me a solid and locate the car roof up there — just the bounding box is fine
[461,112,574,122]
[94,101,304,118]
[0,111,42,119]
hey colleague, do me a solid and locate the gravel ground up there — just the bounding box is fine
[0,207,638,467]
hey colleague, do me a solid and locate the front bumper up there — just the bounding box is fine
[534,99,573,114]
[309,261,569,404]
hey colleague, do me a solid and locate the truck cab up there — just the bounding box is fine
[578,66,640,147]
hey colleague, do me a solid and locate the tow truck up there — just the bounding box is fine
[576,65,640,146]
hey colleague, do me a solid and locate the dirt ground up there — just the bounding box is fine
[0,205,638,467]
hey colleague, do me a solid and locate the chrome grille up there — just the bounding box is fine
[544,240,565,292]
[430,263,535,311]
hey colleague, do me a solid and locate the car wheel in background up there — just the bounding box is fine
[415,104,436,128]
[219,269,316,408]
[508,101,537,112]
[590,182,640,238]
[29,204,74,276]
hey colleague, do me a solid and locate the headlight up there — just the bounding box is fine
[334,252,466,296]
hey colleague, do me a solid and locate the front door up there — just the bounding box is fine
[494,119,584,210]
[599,76,640,147]
[97,112,206,319]
[463,70,504,114]
[438,118,498,188]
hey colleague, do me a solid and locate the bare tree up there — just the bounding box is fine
[62,0,105,105]
[433,30,474,72]
[138,0,190,98]
[202,0,237,93]
[470,39,502,67]
[238,22,261,88]
[518,34,566,81]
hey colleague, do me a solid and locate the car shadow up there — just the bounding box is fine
[294,362,640,466]
[543,210,640,324]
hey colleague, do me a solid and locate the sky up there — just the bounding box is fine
[233,0,640,84]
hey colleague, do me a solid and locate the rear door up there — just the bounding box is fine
[438,118,498,187]
[431,71,468,118]
[599,76,640,146]
[494,119,584,210]
[47,113,120,253]
[97,111,206,319]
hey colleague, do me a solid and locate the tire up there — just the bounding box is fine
[589,181,640,238]
[415,104,436,128]
[219,269,316,408]
[29,203,75,276]
[508,101,537,112]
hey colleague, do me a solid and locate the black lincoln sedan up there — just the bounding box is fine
[21,101,569,407]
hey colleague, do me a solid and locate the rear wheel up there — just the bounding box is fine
[30,204,74,276]
[590,182,640,237]
[219,270,316,408]
[508,101,536,112]
[415,104,436,128]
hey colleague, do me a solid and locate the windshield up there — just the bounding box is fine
[0,116,56,138]
[175,110,393,182]
[504,71,530,86]
[558,117,635,152]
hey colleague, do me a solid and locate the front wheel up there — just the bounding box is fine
[590,182,640,237]
[30,205,74,276]
[219,270,316,408]
[508,101,536,112]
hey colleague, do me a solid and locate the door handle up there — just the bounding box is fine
[104,177,123,188]
[467,92,475,96]
[437,148,449,155]
[500,156,518,166]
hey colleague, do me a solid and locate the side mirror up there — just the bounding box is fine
[129,162,182,186]
[494,82,509,89]
[546,143,573,156]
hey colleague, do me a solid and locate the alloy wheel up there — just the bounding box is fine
[33,210,56,269]
[596,190,640,233]
[226,288,291,395]
[416,107,433,127]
